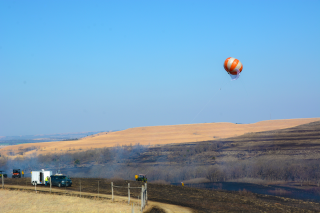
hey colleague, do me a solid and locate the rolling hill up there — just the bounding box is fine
[1,117,319,158]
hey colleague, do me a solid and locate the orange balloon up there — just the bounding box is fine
[224,57,243,75]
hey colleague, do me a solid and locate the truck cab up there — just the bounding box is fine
[50,175,72,187]
[12,169,21,178]
[135,174,147,182]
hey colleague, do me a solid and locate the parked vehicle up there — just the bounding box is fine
[31,169,52,185]
[135,174,147,182]
[12,169,21,178]
[50,175,72,187]
[0,171,7,178]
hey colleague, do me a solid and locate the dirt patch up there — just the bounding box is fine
[144,206,167,213]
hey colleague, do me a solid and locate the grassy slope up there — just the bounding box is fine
[216,120,320,166]
[134,120,320,165]
[1,118,319,158]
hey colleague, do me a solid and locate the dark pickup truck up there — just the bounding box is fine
[12,169,21,178]
[50,175,72,187]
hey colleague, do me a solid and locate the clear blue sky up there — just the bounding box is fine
[1,0,319,136]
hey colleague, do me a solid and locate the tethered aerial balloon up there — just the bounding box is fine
[224,57,243,80]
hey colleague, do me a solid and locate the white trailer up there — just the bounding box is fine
[31,169,52,185]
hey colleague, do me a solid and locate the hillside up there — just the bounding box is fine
[46,120,320,187]
[1,117,319,158]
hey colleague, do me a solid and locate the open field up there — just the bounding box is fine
[0,188,191,213]
[3,178,320,212]
[0,189,141,213]
[1,118,319,158]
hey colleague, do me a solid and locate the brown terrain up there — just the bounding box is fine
[3,178,320,213]
[1,117,319,158]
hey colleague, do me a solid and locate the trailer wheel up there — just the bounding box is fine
[58,183,61,187]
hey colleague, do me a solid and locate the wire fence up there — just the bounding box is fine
[112,182,148,211]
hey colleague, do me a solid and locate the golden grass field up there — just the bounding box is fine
[0,189,139,213]
[0,188,192,213]
[1,118,319,158]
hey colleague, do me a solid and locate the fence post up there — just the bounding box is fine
[98,181,99,199]
[145,183,147,203]
[2,174,3,189]
[128,183,130,204]
[111,182,114,202]
[80,180,81,198]
[50,177,52,193]
[141,185,144,212]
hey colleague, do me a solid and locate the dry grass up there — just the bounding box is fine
[0,188,193,213]
[1,118,319,158]
[0,189,140,213]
